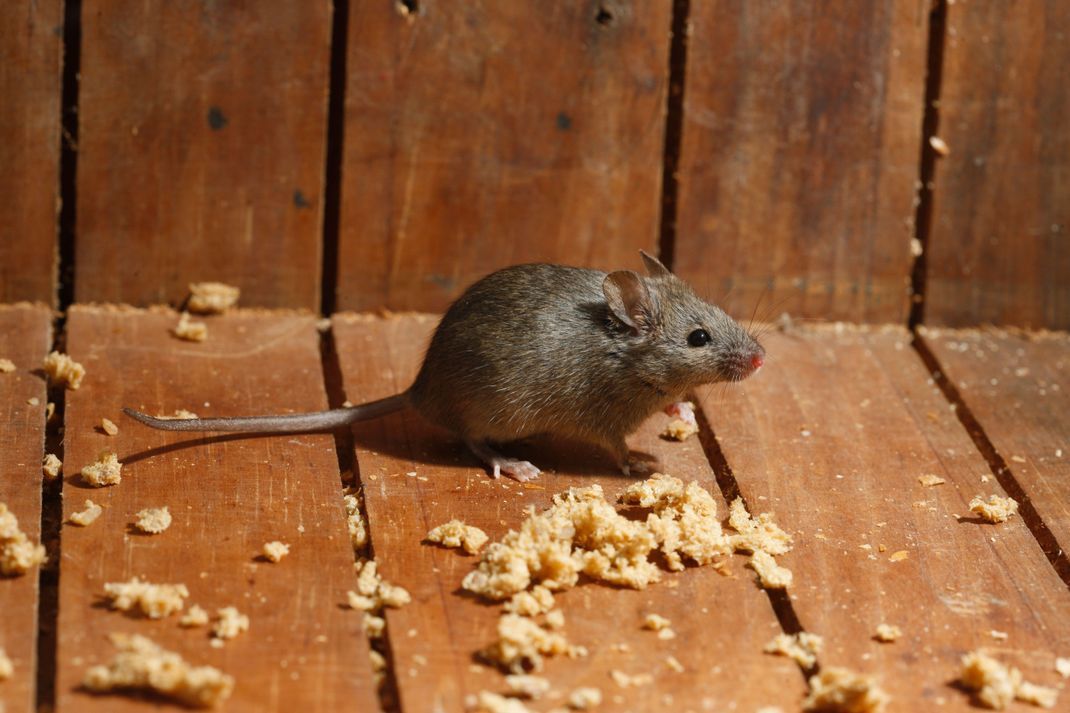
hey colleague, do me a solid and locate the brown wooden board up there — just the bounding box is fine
[673,1,928,323]
[55,306,378,712]
[0,305,52,713]
[922,327,1070,565]
[924,1,1070,329]
[697,325,1070,711]
[0,1,62,304]
[333,313,805,713]
[336,2,671,313]
[73,1,332,310]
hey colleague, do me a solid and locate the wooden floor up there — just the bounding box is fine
[1,305,1068,712]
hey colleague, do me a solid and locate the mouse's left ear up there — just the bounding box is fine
[640,250,673,279]
[604,270,660,335]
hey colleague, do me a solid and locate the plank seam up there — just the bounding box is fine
[319,0,351,316]
[908,0,948,330]
[690,392,817,679]
[57,0,82,314]
[911,335,1070,588]
[319,326,401,711]
[655,0,691,270]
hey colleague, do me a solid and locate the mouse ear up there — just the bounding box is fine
[603,271,659,334]
[639,250,673,279]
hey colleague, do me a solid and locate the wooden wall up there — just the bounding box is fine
[0,0,1066,329]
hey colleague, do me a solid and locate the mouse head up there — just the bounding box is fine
[603,251,765,394]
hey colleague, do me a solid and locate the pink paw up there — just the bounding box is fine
[664,401,697,427]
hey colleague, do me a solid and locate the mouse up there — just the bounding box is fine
[124,251,764,482]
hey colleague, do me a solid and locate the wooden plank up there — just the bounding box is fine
[73,1,332,309]
[697,325,1070,711]
[0,305,52,713]
[673,1,928,323]
[336,2,671,312]
[922,327,1070,563]
[0,1,62,304]
[925,1,1070,329]
[333,313,805,713]
[55,306,379,712]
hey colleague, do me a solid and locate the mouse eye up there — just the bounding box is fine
[688,329,710,347]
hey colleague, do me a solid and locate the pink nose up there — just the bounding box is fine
[751,353,764,371]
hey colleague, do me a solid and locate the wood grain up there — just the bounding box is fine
[674,1,928,323]
[333,313,805,713]
[336,1,670,312]
[0,305,52,713]
[0,1,62,304]
[924,1,1070,329]
[73,1,332,309]
[54,307,378,712]
[696,325,1070,711]
[922,327,1070,564]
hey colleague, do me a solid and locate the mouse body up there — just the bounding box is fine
[125,252,764,481]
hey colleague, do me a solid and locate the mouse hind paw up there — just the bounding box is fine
[465,440,541,483]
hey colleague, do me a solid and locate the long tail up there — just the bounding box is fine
[122,393,408,433]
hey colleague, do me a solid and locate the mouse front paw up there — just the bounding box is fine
[497,459,541,483]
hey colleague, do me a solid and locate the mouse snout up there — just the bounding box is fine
[734,342,765,380]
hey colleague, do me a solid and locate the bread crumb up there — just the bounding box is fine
[262,541,290,562]
[81,452,122,487]
[544,609,565,630]
[990,630,1008,641]
[505,674,551,699]
[803,667,889,712]
[101,418,119,436]
[665,655,685,673]
[0,647,12,680]
[889,550,909,562]
[918,474,946,487]
[134,507,172,534]
[212,607,249,641]
[187,282,240,314]
[69,500,103,527]
[426,519,489,554]
[179,605,209,628]
[929,135,950,156]
[172,312,207,342]
[104,578,188,619]
[749,550,793,588]
[27,396,39,406]
[662,402,698,441]
[504,586,555,617]
[960,651,1058,709]
[82,632,233,708]
[43,351,85,390]
[0,502,47,575]
[610,669,653,688]
[726,496,793,556]
[43,453,62,480]
[155,409,199,420]
[346,559,411,614]
[343,488,368,553]
[481,612,583,674]
[970,495,1019,523]
[642,613,675,639]
[568,687,603,709]
[470,691,533,713]
[873,624,901,643]
[1056,657,1070,678]
[0,358,14,373]
[46,401,55,421]
[764,632,823,669]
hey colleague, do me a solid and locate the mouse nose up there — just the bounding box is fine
[750,353,764,371]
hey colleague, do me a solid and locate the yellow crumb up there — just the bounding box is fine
[505,674,551,699]
[101,418,119,436]
[212,607,249,641]
[262,541,290,562]
[426,519,489,554]
[873,624,902,643]
[0,358,14,373]
[568,687,603,709]
[81,452,122,487]
[960,650,1058,710]
[187,282,240,314]
[69,500,103,527]
[43,351,85,390]
[134,507,172,534]
[918,474,946,487]
[803,667,889,712]
[172,312,208,342]
[970,495,1019,523]
[0,647,12,680]
[82,633,233,707]
[0,502,47,575]
[103,577,188,618]
[749,550,793,588]
[764,632,823,669]
[179,605,209,628]
[42,453,62,480]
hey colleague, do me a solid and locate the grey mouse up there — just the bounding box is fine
[124,251,764,482]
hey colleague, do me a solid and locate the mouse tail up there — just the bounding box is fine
[122,393,409,433]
